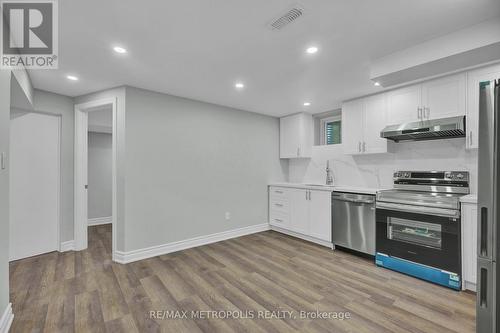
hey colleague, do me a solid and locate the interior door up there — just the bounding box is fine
[9,112,60,261]
[289,188,308,235]
[341,99,364,154]
[363,94,388,154]
[387,85,421,125]
[308,190,331,242]
[421,73,466,120]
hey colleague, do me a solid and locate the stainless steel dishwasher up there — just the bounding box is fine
[332,192,376,255]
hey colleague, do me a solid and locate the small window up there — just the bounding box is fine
[320,116,341,145]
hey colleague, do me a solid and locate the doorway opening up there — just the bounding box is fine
[74,98,117,260]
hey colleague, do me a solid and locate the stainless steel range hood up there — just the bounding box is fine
[380,116,466,142]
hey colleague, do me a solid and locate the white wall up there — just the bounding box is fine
[123,86,288,251]
[290,139,478,193]
[0,70,12,323]
[88,132,112,220]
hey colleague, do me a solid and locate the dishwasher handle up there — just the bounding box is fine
[332,197,375,204]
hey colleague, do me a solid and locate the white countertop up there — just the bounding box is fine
[460,194,477,204]
[269,183,382,195]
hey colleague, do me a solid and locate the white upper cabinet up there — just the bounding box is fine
[387,85,421,125]
[466,64,500,149]
[341,99,364,154]
[421,73,466,120]
[280,113,313,158]
[342,94,388,155]
[386,73,465,125]
[363,94,388,154]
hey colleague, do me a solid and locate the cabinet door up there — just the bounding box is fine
[341,99,364,155]
[308,190,332,242]
[421,73,466,120]
[280,115,301,158]
[462,203,478,289]
[363,94,388,154]
[289,188,309,234]
[466,64,500,149]
[387,85,421,125]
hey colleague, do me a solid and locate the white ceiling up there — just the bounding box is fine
[29,0,500,117]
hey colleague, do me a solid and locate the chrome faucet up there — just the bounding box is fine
[326,160,334,185]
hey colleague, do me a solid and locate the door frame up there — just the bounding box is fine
[74,98,117,259]
[9,110,62,259]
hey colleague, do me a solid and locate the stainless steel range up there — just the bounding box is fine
[375,170,469,290]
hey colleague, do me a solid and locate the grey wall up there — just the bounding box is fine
[0,70,12,318]
[32,90,75,242]
[88,132,112,219]
[123,86,288,251]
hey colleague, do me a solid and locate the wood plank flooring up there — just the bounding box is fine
[9,224,476,332]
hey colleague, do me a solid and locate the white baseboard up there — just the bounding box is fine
[270,225,333,248]
[60,240,75,252]
[88,216,112,226]
[464,281,476,292]
[0,303,13,333]
[114,223,270,264]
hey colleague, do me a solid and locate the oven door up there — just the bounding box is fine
[376,202,461,274]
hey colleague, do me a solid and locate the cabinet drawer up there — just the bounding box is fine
[269,197,289,214]
[270,187,289,199]
[269,211,289,227]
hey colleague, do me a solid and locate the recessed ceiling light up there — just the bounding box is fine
[306,46,318,54]
[113,46,127,54]
[303,102,311,106]
[235,82,245,89]
[374,81,381,86]
[66,75,78,81]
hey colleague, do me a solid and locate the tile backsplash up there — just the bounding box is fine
[288,138,478,193]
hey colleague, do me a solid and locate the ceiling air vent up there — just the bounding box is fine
[268,6,304,30]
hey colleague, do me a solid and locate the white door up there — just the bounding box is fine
[363,94,388,154]
[10,113,60,261]
[308,190,331,242]
[289,188,308,234]
[341,99,364,155]
[387,85,421,125]
[421,73,466,120]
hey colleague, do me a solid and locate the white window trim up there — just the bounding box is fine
[320,115,341,146]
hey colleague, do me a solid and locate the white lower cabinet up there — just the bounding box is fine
[269,186,332,245]
[461,202,477,291]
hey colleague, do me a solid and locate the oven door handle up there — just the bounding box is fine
[333,198,375,204]
[376,202,460,218]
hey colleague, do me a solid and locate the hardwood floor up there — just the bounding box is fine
[9,224,476,332]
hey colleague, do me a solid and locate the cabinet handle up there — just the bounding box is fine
[469,131,473,146]
[363,142,366,152]
[274,203,283,207]
[417,107,422,119]
[305,191,308,200]
[308,191,311,200]
[423,106,430,119]
[274,218,283,223]
[274,190,283,194]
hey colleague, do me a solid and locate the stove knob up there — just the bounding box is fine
[456,173,464,179]
[404,172,410,178]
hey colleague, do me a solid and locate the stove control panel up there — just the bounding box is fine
[393,171,469,181]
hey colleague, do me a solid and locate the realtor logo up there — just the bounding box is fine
[1,0,58,69]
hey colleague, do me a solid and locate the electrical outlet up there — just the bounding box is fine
[225,212,231,220]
